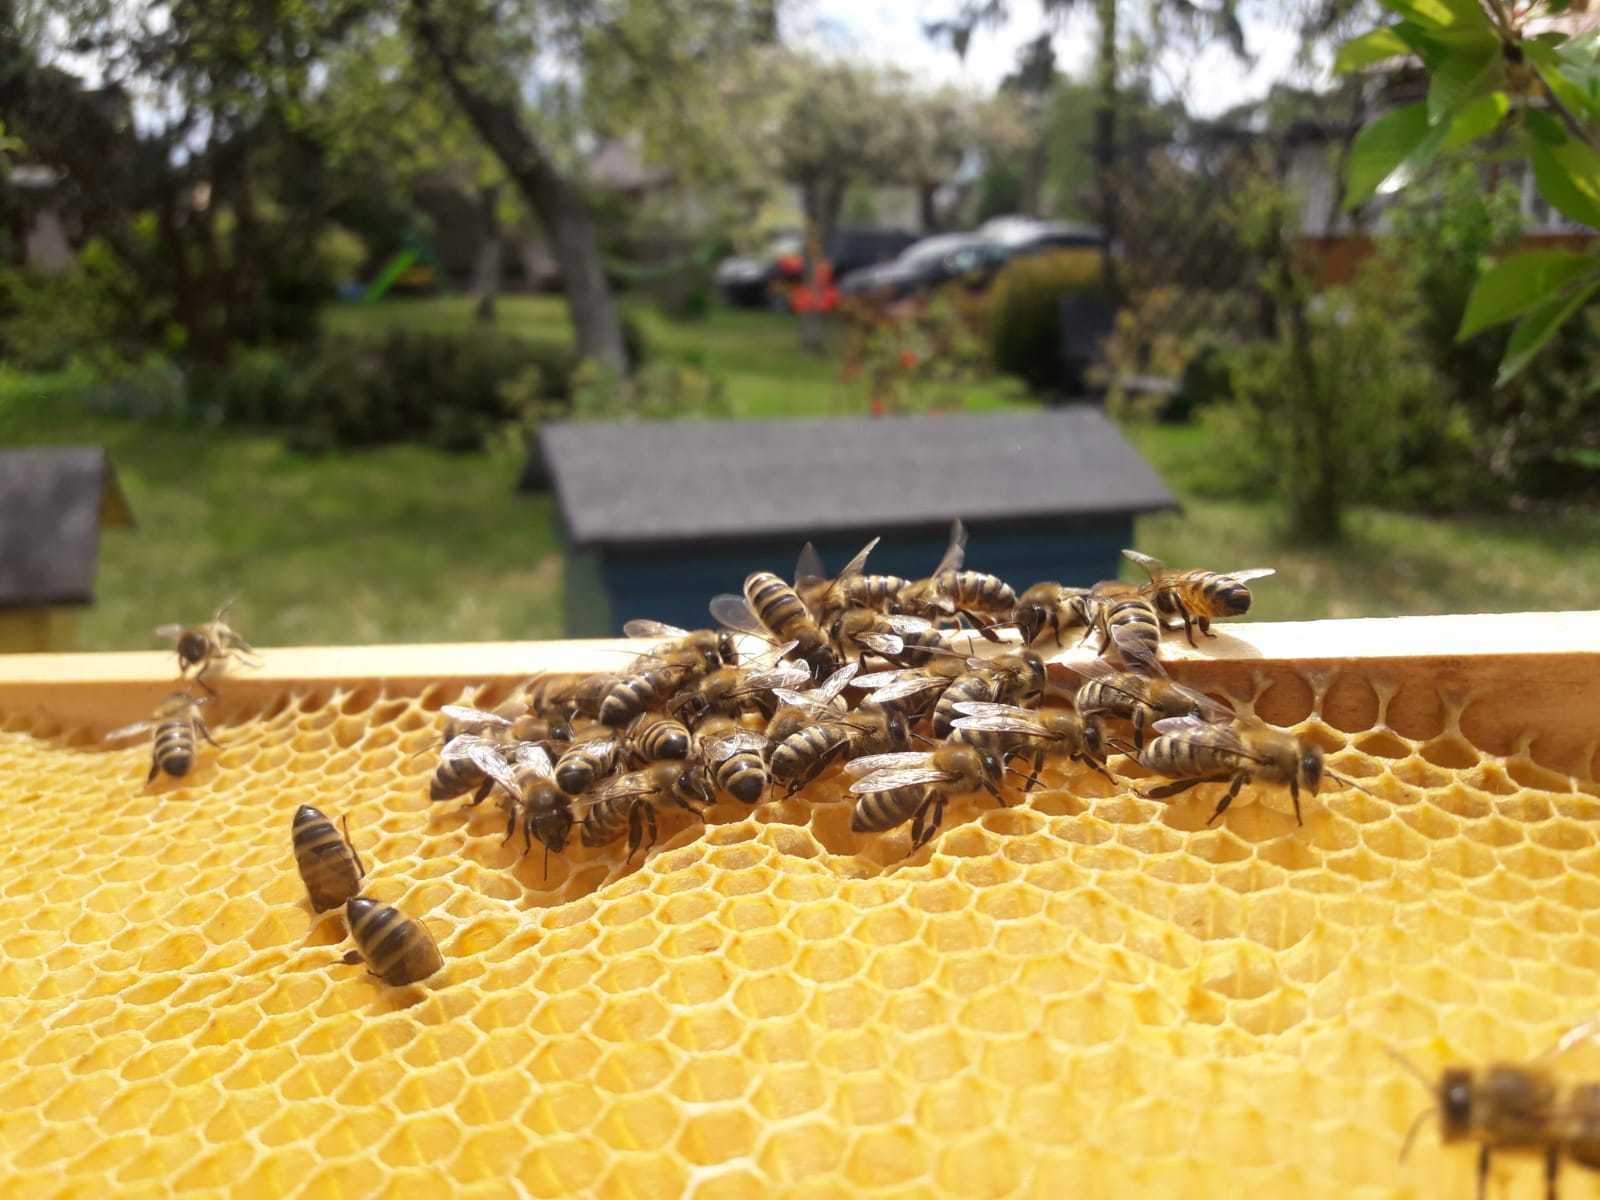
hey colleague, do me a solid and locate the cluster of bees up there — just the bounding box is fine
[423,519,1367,877]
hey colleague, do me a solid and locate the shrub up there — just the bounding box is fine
[838,292,991,415]
[986,250,1106,395]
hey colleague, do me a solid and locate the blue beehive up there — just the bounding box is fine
[537,409,1177,637]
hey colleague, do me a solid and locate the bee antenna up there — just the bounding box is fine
[1397,1105,1435,1162]
[1383,1045,1434,1089]
[1329,769,1377,797]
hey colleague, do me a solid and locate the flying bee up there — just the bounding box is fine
[794,537,910,622]
[1071,659,1233,750]
[845,744,1007,855]
[950,702,1113,791]
[711,571,840,681]
[291,805,366,912]
[1123,550,1276,646]
[668,651,807,727]
[829,607,946,666]
[897,519,1018,639]
[1390,1018,1600,1200]
[552,729,622,797]
[622,711,692,766]
[1139,714,1372,825]
[579,761,714,861]
[343,897,443,986]
[428,734,509,805]
[106,691,219,782]
[154,602,259,695]
[696,717,772,804]
[1011,581,1097,647]
[597,662,695,728]
[621,619,736,675]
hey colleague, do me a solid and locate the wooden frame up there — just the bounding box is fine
[2,611,1596,778]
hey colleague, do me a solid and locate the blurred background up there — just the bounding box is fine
[0,0,1595,651]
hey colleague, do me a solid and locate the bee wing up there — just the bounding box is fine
[865,677,946,705]
[153,624,185,641]
[1169,684,1235,723]
[744,661,813,691]
[709,593,767,636]
[1148,717,1263,761]
[1227,568,1277,583]
[512,743,554,777]
[105,720,156,743]
[952,714,1049,736]
[849,767,952,793]
[835,536,881,582]
[794,541,828,588]
[883,614,933,634]
[702,731,768,759]
[857,633,904,655]
[441,704,513,728]
[931,518,968,576]
[951,701,1031,719]
[623,619,690,639]
[808,660,861,705]
[843,751,931,778]
[1121,549,1165,580]
[852,668,918,689]
[456,739,518,791]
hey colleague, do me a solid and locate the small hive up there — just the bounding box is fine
[0,613,1598,1198]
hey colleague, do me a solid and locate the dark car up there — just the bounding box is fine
[714,227,918,309]
[838,233,1010,301]
[978,216,1106,259]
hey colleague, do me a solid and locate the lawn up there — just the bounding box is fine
[3,296,1595,651]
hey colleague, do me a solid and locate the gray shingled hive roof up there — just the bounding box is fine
[0,447,134,607]
[540,409,1176,548]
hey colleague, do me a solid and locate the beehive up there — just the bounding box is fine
[2,613,1599,1199]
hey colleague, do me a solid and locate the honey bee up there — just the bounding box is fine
[763,662,873,792]
[1011,581,1096,647]
[343,897,443,986]
[579,761,714,860]
[427,734,509,805]
[621,619,736,674]
[855,657,972,721]
[1123,550,1275,646]
[950,702,1113,790]
[552,728,622,797]
[897,519,1018,638]
[695,717,772,804]
[523,672,613,723]
[597,662,695,728]
[154,602,258,695]
[844,744,1007,854]
[711,571,841,681]
[106,691,219,782]
[930,650,1047,739]
[1072,659,1232,749]
[794,537,909,622]
[482,743,577,875]
[1139,714,1370,825]
[668,653,808,727]
[291,805,366,911]
[438,704,572,752]
[622,711,692,765]
[828,608,946,666]
[1390,1019,1600,1200]
[1089,585,1164,674]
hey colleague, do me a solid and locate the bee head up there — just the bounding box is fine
[1300,745,1325,794]
[532,804,574,855]
[1081,717,1105,759]
[676,764,715,808]
[716,630,739,669]
[1012,603,1045,645]
[1438,1068,1474,1140]
[176,630,209,667]
[1213,578,1254,616]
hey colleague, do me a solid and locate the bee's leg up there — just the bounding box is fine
[467,778,494,807]
[640,805,659,858]
[1205,774,1249,825]
[1132,707,1147,750]
[1546,1146,1559,1200]
[1086,755,1117,784]
[964,611,1002,643]
[1143,773,1230,800]
[1478,1146,1490,1200]
[341,950,364,966]
[1290,775,1303,826]
[905,793,945,857]
[1198,615,1214,639]
[1022,749,1045,793]
[788,741,845,796]
[196,717,222,748]
[541,843,551,882]
[626,803,645,862]
[195,662,219,697]
[342,813,367,878]
[147,758,160,784]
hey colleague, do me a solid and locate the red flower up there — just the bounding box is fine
[870,398,885,417]
[899,349,919,371]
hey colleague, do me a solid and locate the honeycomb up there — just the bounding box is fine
[3,648,1600,1200]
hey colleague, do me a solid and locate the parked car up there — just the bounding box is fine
[978,215,1106,259]
[714,227,917,309]
[713,232,803,308]
[838,233,1010,301]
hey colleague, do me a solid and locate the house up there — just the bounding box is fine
[0,448,135,650]
[536,409,1177,636]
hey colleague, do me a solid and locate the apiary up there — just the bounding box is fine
[2,610,1600,1199]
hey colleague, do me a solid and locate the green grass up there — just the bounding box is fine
[1127,423,1600,622]
[4,299,1593,651]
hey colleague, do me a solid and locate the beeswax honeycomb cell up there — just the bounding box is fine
[1,657,1599,1200]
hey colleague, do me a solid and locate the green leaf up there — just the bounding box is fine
[1458,251,1598,339]
[1530,136,1600,229]
[1427,45,1503,122]
[1345,103,1433,207]
[1335,27,1409,75]
[1442,90,1508,149]
[1496,279,1600,385]
[1377,0,1492,30]
[1526,38,1600,124]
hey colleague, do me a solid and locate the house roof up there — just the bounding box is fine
[0,447,134,608]
[539,409,1177,549]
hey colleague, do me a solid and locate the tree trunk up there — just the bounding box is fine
[918,183,940,233]
[1094,0,1120,303]
[799,177,845,354]
[1021,125,1047,218]
[473,182,502,324]
[410,0,626,372]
